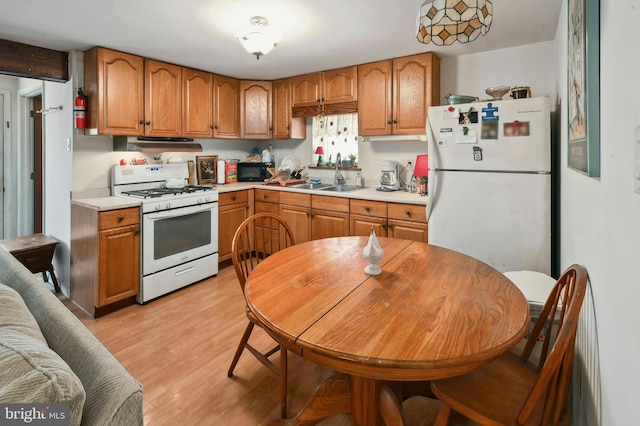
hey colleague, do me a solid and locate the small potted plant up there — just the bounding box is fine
[344,153,357,168]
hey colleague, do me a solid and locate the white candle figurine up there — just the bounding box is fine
[362,227,384,275]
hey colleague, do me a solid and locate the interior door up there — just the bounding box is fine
[33,95,43,233]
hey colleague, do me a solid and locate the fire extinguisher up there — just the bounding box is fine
[74,88,87,129]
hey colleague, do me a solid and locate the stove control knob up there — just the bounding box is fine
[207,196,214,202]
[155,204,161,211]
[197,198,203,204]
[165,202,171,210]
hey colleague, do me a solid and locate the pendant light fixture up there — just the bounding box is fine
[237,16,278,60]
[416,0,493,46]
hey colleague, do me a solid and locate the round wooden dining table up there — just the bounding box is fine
[244,236,530,425]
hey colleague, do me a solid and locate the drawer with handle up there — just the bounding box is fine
[99,207,140,230]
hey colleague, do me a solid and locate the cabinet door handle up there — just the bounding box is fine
[387,223,393,229]
[386,120,393,125]
[134,229,140,235]
[139,120,145,125]
[263,195,269,199]
[210,125,214,129]
[118,215,125,222]
[405,210,412,217]
[246,205,250,209]
[145,121,151,126]
[231,196,236,201]
[364,207,370,212]
[214,125,219,130]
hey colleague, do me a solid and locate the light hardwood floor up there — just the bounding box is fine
[62,265,473,426]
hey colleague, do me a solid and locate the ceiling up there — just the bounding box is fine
[0,0,561,81]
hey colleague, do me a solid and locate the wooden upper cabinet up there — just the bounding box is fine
[183,68,213,138]
[322,66,357,104]
[291,72,321,108]
[358,59,393,136]
[393,53,440,135]
[213,75,240,139]
[358,52,440,136]
[291,67,357,108]
[84,47,145,135]
[273,78,306,140]
[144,59,182,137]
[240,80,272,139]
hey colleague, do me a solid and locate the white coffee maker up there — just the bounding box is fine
[378,160,400,191]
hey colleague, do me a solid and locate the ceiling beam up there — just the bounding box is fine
[0,38,69,82]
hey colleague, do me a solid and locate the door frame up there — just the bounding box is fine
[0,88,8,238]
[15,83,42,237]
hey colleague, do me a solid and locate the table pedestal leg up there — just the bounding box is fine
[262,374,351,426]
[351,376,382,426]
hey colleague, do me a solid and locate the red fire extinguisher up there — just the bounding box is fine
[74,88,87,129]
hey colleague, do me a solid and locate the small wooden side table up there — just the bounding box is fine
[0,233,60,292]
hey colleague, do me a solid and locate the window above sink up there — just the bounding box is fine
[312,113,358,168]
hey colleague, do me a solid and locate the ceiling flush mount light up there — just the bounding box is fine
[416,0,493,46]
[238,16,278,60]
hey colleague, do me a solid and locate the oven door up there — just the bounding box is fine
[142,202,218,275]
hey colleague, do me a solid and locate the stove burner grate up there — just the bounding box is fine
[122,185,216,199]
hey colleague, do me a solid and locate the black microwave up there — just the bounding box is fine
[237,162,273,182]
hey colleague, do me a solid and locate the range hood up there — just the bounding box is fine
[361,135,427,142]
[113,136,203,152]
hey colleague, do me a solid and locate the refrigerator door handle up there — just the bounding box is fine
[426,114,437,223]
[426,169,436,222]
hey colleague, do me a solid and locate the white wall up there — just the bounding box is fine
[556,1,640,424]
[42,79,74,295]
[440,41,556,102]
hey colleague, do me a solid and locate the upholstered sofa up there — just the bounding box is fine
[0,247,143,425]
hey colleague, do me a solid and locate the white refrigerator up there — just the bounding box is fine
[427,97,551,274]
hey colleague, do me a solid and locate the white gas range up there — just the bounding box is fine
[112,163,219,303]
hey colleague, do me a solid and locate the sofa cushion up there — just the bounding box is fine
[0,282,47,343]
[0,284,85,426]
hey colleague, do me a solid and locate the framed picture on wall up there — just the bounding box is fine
[567,0,600,177]
[196,155,218,184]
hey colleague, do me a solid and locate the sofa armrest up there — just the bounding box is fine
[0,249,144,425]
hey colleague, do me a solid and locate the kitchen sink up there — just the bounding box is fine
[318,185,361,192]
[293,183,333,190]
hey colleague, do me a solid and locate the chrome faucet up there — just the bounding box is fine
[334,152,345,185]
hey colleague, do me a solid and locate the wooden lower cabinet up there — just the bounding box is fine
[252,190,427,245]
[279,192,350,243]
[218,190,251,262]
[311,195,349,240]
[387,202,428,242]
[350,199,428,242]
[279,192,312,244]
[71,205,140,317]
[350,199,388,237]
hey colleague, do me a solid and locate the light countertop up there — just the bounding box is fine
[70,183,427,211]
[71,196,141,211]
[216,182,428,205]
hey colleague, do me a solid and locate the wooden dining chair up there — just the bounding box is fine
[227,212,295,418]
[430,264,588,426]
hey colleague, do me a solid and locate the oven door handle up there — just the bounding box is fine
[145,203,217,220]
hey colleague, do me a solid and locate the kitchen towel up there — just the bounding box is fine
[217,160,225,185]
